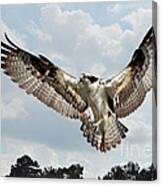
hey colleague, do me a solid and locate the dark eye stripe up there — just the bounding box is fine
[87,76,98,83]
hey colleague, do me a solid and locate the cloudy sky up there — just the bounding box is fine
[1,0,155,178]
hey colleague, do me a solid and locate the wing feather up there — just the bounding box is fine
[106,27,156,118]
[1,34,87,119]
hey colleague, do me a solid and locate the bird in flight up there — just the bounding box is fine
[1,27,156,152]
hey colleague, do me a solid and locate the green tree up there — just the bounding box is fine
[7,155,42,177]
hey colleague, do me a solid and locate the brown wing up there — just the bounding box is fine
[106,27,156,118]
[1,34,87,119]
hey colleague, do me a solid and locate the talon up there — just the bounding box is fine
[79,112,87,122]
[80,112,92,124]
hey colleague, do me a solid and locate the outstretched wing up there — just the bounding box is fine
[1,34,87,119]
[106,27,156,118]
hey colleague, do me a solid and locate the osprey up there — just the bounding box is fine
[1,27,156,152]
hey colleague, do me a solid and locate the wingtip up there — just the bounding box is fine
[4,32,11,43]
[4,32,8,39]
[150,26,154,34]
[4,32,19,49]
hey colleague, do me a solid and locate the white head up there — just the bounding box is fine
[79,73,99,88]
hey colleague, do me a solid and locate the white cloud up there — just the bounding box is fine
[28,5,152,80]
[1,97,28,120]
[34,4,94,60]
[29,21,52,43]
[121,8,152,36]
[79,23,123,60]
[107,4,122,15]
[87,63,106,77]
[1,20,26,47]
[28,5,128,78]
[0,137,59,176]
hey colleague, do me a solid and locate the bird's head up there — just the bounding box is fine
[79,73,99,86]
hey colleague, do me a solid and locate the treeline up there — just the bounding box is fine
[6,155,157,180]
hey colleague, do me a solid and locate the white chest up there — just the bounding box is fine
[87,85,109,120]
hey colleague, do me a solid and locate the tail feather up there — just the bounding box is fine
[80,115,128,152]
[117,120,128,139]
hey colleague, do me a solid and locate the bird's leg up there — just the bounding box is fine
[93,118,102,126]
[92,119,103,131]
